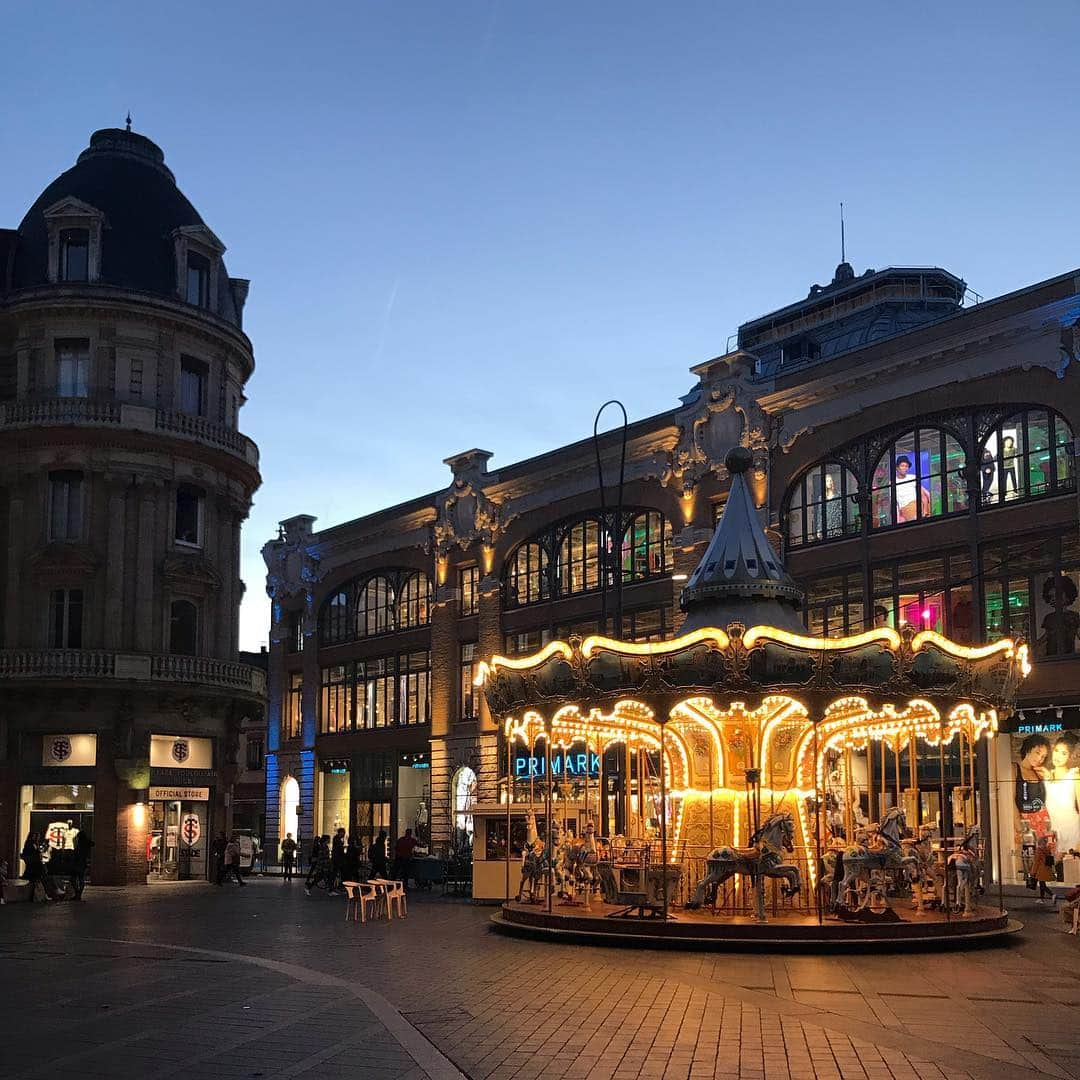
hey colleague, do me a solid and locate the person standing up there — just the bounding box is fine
[392,828,418,886]
[280,833,297,882]
[368,830,388,879]
[330,827,346,892]
[222,838,246,886]
[212,832,228,886]
[71,829,94,900]
[21,832,46,902]
[1034,832,1057,905]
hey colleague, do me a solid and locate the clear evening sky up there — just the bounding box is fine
[2,3,1077,651]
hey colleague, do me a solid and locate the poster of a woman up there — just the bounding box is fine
[1014,733,1052,839]
[1045,734,1080,858]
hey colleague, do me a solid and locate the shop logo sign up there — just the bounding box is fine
[49,736,72,763]
[171,740,190,764]
[181,814,201,847]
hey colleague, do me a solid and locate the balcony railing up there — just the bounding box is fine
[0,398,258,467]
[0,649,266,696]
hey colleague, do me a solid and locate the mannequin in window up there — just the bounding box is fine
[1001,436,1019,498]
[894,456,929,522]
[1041,575,1080,657]
[823,473,843,538]
[873,605,890,629]
[980,449,996,500]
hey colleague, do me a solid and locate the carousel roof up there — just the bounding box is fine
[477,446,1029,721]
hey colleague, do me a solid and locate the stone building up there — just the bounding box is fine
[263,260,1080,890]
[0,125,264,885]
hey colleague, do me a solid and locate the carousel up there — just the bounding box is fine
[478,448,1029,947]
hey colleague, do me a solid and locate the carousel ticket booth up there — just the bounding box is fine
[477,448,1029,946]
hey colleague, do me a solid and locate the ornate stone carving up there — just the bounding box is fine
[661,355,773,493]
[161,552,221,596]
[262,514,325,642]
[28,543,99,585]
[433,449,503,556]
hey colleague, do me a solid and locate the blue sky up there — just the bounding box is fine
[2,3,1077,650]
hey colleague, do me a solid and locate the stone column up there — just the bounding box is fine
[102,477,128,650]
[3,482,25,648]
[134,481,158,652]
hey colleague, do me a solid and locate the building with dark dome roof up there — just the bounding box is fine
[0,126,264,888]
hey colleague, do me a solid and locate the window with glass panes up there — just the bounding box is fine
[179,357,208,416]
[506,542,549,606]
[460,643,478,719]
[360,657,395,728]
[982,532,1080,658]
[624,607,670,642]
[396,574,431,629]
[186,251,210,307]
[320,591,348,644]
[49,588,83,648]
[504,628,549,656]
[320,663,352,734]
[399,651,430,724]
[871,551,975,641]
[357,577,393,637]
[621,511,673,582]
[980,409,1075,507]
[786,463,861,548]
[459,565,479,616]
[285,673,303,739]
[803,570,865,637]
[49,471,83,541]
[558,518,603,595]
[59,229,89,282]
[287,611,303,653]
[246,739,263,771]
[56,339,89,397]
[169,600,199,655]
[870,428,967,528]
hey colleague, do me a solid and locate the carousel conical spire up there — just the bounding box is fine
[679,446,805,633]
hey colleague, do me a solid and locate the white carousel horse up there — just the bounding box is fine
[837,807,919,914]
[516,812,552,903]
[948,824,981,916]
[685,810,801,923]
[901,825,944,911]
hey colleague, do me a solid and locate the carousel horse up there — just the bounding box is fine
[554,821,600,907]
[948,824,981,916]
[685,810,801,922]
[902,825,944,911]
[837,807,919,913]
[516,812,552,903]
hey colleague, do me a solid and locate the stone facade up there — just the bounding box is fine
[0,127,264,885]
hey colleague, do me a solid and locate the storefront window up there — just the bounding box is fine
[980,408,1074,506]
[279,776,300,850]
[786,463,860,548]
[397,753,430,850]
[319,769,350,836]
[872,551,974,640]
[871,428,967,528]
[353,751,394,850]
[18,784,95,860]
[451,766,477,854]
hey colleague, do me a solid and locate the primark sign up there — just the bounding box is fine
[513,751,600,779]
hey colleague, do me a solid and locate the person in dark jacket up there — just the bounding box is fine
[71,830,94,900]
[368,830,389,879]
[280,833,297,881]
[21,832,46,902]
[211,832,228,885]
[330,828,346,893]
[343,834,361,883]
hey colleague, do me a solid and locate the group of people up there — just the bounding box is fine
[282,827,419,895]
[211,832,246,887]
[10,829,94,902]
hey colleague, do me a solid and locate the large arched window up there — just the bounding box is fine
[279,776,300,856]
[980,408,1075,506]
[621,511,674,581]
[506,541,549,606]
[785,463,860,548]
[320,590,349,644]
[871,428,967,528]
[356,576,393,637]
[557,518,603,596]
[397,573,431,629]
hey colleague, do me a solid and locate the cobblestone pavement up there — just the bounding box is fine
[1,882,1078,1080]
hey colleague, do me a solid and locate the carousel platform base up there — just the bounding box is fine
[492,900,1022,951]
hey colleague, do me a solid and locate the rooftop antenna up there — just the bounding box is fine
[125,111,132,132]
[840,201,846,263]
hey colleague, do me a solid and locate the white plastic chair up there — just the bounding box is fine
[343,881,381,923]
[381,878,407,919]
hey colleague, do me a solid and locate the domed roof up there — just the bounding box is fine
[8,127,242,326]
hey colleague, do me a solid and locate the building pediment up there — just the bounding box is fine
[43,196,105,223]
[162,552,221,595]
[29,544,99,585]
[172,223,225,255]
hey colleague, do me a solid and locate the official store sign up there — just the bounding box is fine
[41,733,97,767]
[149,786,210,802]
[150,734,212,770]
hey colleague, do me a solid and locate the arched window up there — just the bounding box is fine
[451,766,477,854]
[397,573,432,629]
[356,575,393,637]
[557,518,603,596]
[279,776,300,856]
[621,511,674,581]
[169,599,198,655]
[980,408,1075,506]
[320,590,349,644]
[871,429,967,528]
[785,463,861,547]
[506,541,549,607]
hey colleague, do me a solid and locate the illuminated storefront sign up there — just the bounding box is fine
[513,751,600,779]
[41,733,97,767]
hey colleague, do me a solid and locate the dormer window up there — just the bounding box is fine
[59,229,89,282]
[186,251,211,308]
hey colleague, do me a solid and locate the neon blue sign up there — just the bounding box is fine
[513,751,600,779]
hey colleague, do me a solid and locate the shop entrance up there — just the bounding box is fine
[17,785,95,872]
[148,800,208,880]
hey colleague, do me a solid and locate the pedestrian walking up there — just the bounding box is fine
[330,827,346,892]
[392,828,418,887]
[343,834,361,882]
[221,838,246,886]
[1034,833,1057,905]
[21,832,46,902]
[0,856,8,905]
[71,829,94,900]
[212,832,228,885]
[280,833,297,881]
[368,830,389,879]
